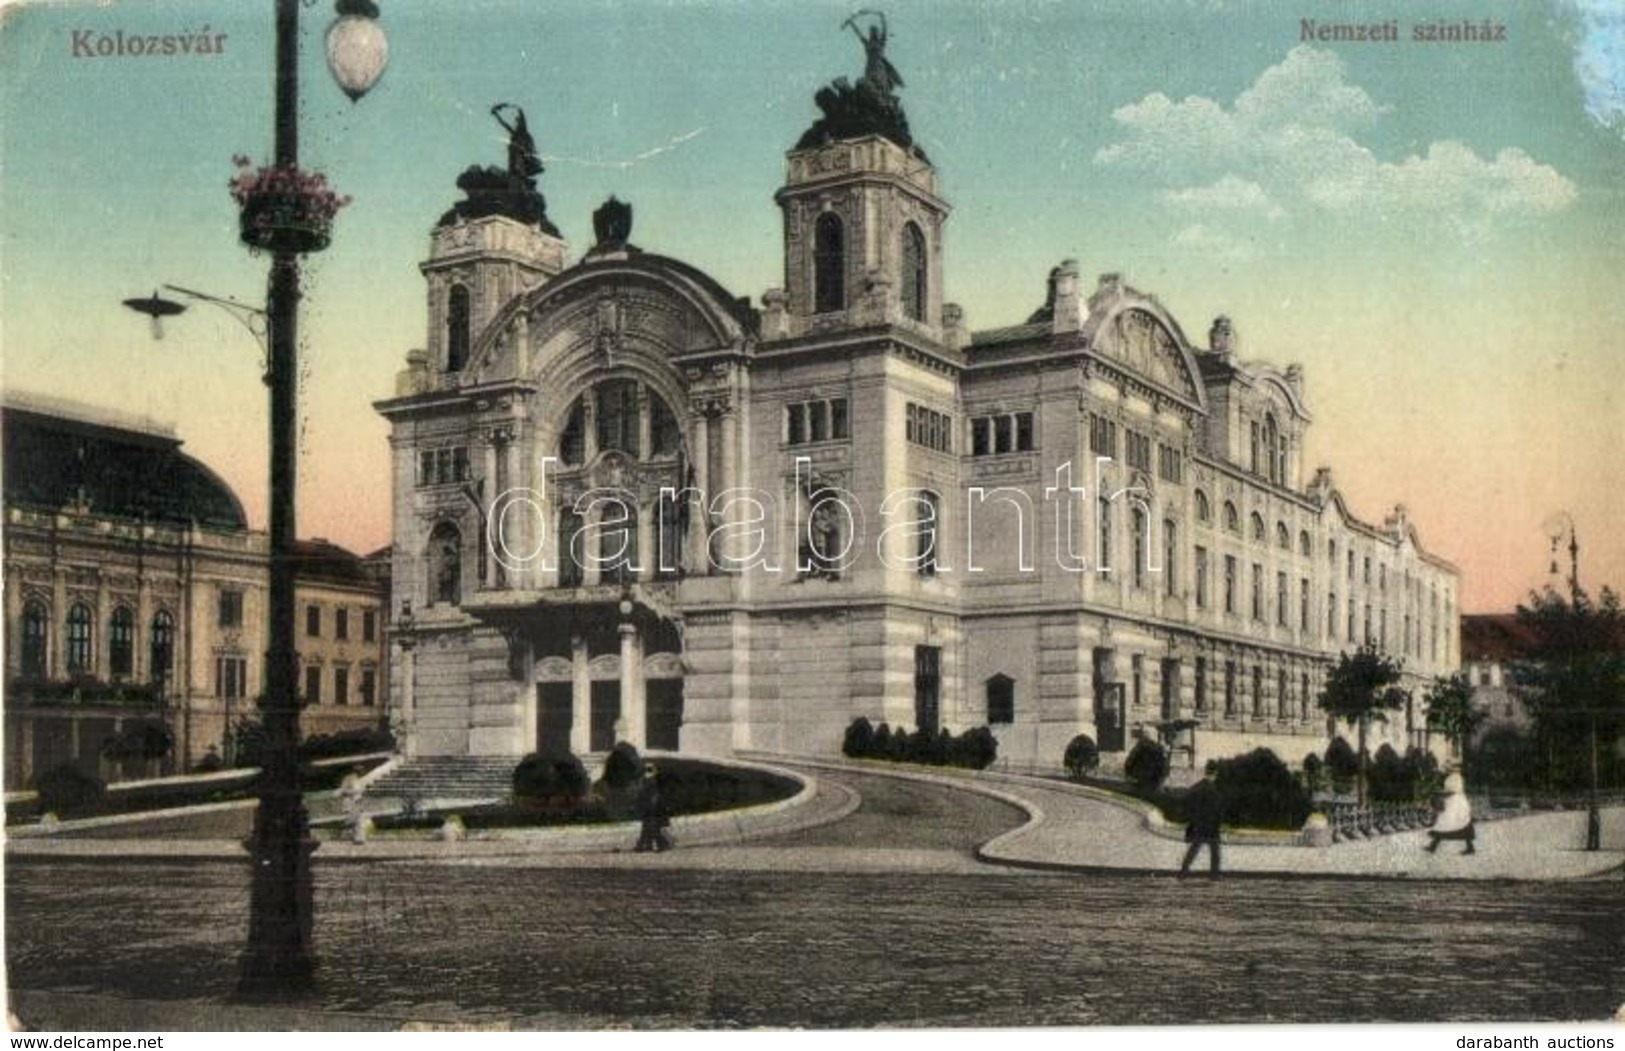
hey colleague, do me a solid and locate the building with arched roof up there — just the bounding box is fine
[377,51,1458,776]
[2,396,389,787]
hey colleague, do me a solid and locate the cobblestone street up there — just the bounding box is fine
[8,770,1624,1028]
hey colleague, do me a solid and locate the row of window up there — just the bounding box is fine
[418,445,471,488]
[785,398,851,445]
[980,659,1325,726]
[1091,415,1184,484]
[302,663,378,707]
[18,600,173,683]
[969,412,1034,456]
[306,604,378,642]
[905,403,953,453]
[559,381,684,465]
[812,213,928,322]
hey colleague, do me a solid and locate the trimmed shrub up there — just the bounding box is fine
[1064,734,1100,781]
[300,725,396,761]
[602,741,644,789]
[842,717,875,758]
[1124,738,1170,792]
[512,752,590,811]
[872,723,894,758]
[1302,752,1325,794]
[1324,736,1359,789]
[35,763,105,815]
[1211,748,1311,830]
[953,726,998,770]
[1369,744,1441,802]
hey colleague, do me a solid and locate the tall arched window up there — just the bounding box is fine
[595,379,640,458]
[1223,501,1239,532]
[21,599,48,679]
[150,610,174,692]
[109,606,135,678]
[66,602,93,674]
[1263,413,1282,484]
[814,213,846,314]
[559,507,585,587]
[1131,506,1148,589]
[428,522,462,605]
[1194,490,1211,524]
[916,488,940,577]
[446,284,471,372]
[986,674,1015,724]
[901,222,927,322]
[597,496,637,585]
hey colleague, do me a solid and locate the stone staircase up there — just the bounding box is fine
[363,755,518,809]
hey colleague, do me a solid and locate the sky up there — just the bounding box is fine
[1,0,1622,613]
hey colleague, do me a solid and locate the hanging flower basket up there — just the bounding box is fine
[229,155,352,254]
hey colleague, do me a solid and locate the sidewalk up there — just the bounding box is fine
[8,755,1622,881]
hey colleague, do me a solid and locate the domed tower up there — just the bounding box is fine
[771,12,949,342]
[419,104,568,381]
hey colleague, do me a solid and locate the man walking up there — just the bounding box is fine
[1180,763,1225,877]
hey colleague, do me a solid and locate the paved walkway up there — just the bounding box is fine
[8,755,1623,881]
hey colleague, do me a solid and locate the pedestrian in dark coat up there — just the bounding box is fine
[633,763,672,853]
[1179,769,1225,877]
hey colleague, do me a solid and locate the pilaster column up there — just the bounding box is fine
[620,620,644,749]
[636,384,652,461]
[719,409,739,572]
[569,634,590,755]
[484,438,503,590]
[636,502,656,582]
[582,396,599,464]
[688,413,711,574]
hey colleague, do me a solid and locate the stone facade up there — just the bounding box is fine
[377,101,1460,775]
[2,396,388,786]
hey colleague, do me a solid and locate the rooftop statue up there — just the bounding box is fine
[796,10,923,158]
[437,102,559,235]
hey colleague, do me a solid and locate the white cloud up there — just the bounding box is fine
[1096,45,1576,239]
[1172,224,1257,262]
[1162,176,1284,219]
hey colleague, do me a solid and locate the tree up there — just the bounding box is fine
[1318,644,1407,806]
[1514,585,1625,824]
[1425,672,1485,773]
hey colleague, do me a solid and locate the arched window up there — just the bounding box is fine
[1249,511,1264,541]
[1276,522,1290,551]
[916,488,940,577]
[1131,506,1148,589]
[901,222,927,322]
[814,213,846,314]
[1223,501,1239,532]
[446,285,471,372]
[595,379,640,458]
[428,522,462,605]
[21,599,48,679]
[1299,530,1312,557]
[66,602,93,674]
[559,398,586,465]
[986,674,1015,724]
[109,606,135,678]
[1195,490,1211,524]
[597,496,637,585]
[150,610,174,692]
[559,507,585,587]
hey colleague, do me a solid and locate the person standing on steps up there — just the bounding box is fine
[1179,762,1225,878]
[634,762,672,853]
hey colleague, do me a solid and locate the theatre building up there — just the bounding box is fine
[377,39,1460,773]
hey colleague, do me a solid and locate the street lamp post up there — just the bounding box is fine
[124,0,387,998]
[1544,512,1601,853]
[241,0,387,996]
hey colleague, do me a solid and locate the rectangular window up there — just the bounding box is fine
[1157,444,1183,484]
[1276,570,1288,627]
[1194,656,1208,711]
[1126,431,1152,473]
[1224,660,1236,716]
[906,403,953,453]
[971,417,990,456]
[360,668,377,706]
[1163,520,1177,597]
[1195,546,1209,608]
[306,604,321,638]
[1301,578,1311,632]
[1090,415,1117,459]
[1328,591,1338,638]
[363,610,377,643]
[334,666,349,706]
[218,589,244,629]
[993,415,1012,453]
[304,664,322,705]
[969,412,1032,456]
[1252,665,1264,717]
[215,656,248,700]
[1251,563,1263,620]
[1014,412,1033,452]
[786,398,848,445]
[1223,555,1236,614]
[335,608,349,640]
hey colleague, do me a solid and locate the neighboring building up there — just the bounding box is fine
[2,395,387,787]
[292,539,389,740]
[376,41,1460,773]
[1460,613,1535,739]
